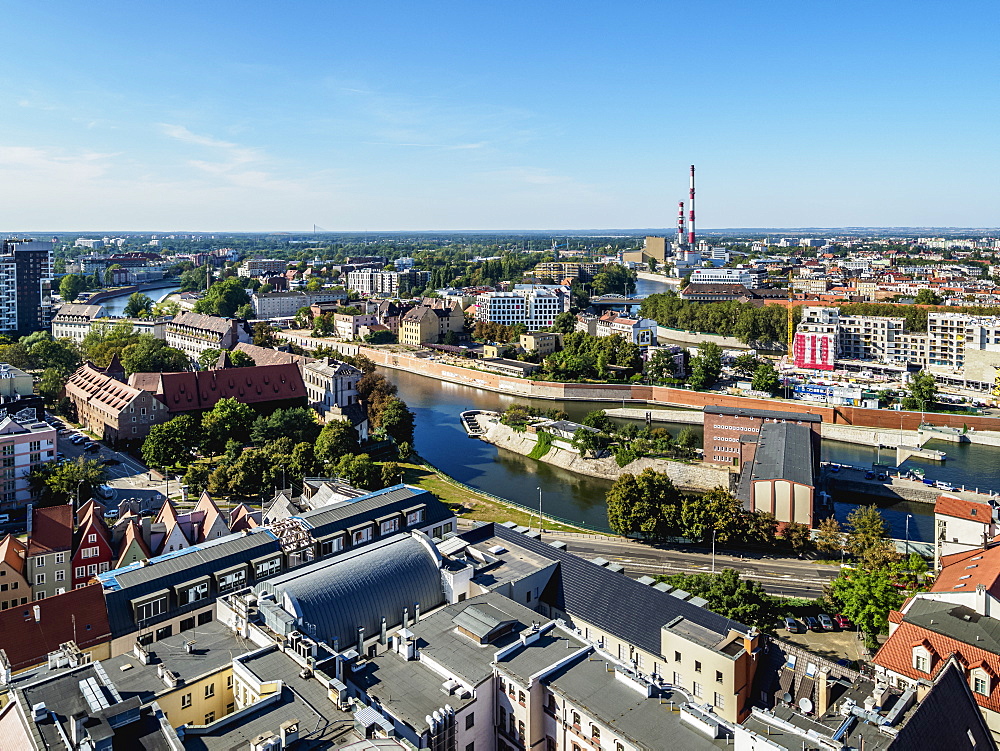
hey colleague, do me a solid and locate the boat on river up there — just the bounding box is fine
[460,410,499,437]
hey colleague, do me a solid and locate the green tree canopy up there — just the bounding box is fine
[375,397,415,445]
[250,407,321,446]
[193,277,251,318]
[751,361,781,395]
[200,397,256,454]
[831,562,908,649]
[142,415,201,469]
[121,337,189,374]
[28,457,109,507]
[123,292,154,318]
[315,419,360,467]
[657,569,781,632]
[59,274,88,302]
[914,289,942,305]
[334,453,379,489]
[902,370,936,412]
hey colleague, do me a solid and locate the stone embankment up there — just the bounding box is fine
[482,423,734,492]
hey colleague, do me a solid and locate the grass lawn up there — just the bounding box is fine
[399,460,592,534]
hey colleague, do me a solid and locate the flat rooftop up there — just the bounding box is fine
[703,405,822,423]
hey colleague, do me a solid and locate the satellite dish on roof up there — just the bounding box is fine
[799,697,814,714]
[782,692,793,704]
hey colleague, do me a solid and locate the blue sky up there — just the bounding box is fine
[2,1,998,232]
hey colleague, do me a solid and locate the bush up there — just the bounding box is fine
[528,431,554,460]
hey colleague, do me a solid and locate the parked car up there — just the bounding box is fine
[103,509,119,519]
[784,617,804,634]
[934,480,955,491]
[833,614,853,629]
[71,435,86,445]
[817,613,834,631]
[828,464,841,473]
[804,615,821,632]
[876,472,889,481]
[0,514,9,525]
[864,470,875,479]
[84,442,99,452]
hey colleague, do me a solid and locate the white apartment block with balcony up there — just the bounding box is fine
[688,267,753,286]
[475,289,561,330]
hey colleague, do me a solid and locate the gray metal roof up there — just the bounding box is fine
[255,532,444,649]
[467,525,748,660]
[703,405,822,423]
[905,597,1000,654]
[102,528,282,638]
[746,422,815,487]
[301,485,452,539]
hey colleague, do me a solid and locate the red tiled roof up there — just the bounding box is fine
[150,363,305,412]
[0,584,110,670]
[27,504,73,556]
[934,545,1000,596]
[935,494,992,523]
[874,620,1000,714]
[0,534,25,575]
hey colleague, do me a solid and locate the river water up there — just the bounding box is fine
[385,262,999,541]
[101,285,181,316]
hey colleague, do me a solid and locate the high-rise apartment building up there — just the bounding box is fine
[0,240,53,337]
[345,269,431,297]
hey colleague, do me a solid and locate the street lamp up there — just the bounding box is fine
[905,514,912,561]
[536,487,543,534]
[712,528,717,574]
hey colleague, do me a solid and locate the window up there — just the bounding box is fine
[87,534,96,544]
[352,527,372,545]
[204,712,215,724]
[466,713,475,730]
[155,625,172,640]
[55,570,64,582]
[181,693,192,708]
[205,683,215,698]
[379,518,399,535]
[320,537,344,556]
[591,725,600,741]
[180,617,195,632]
[406,508,424,526]
[218,569,247,593]
[714,692,726,710]
[35,573,45,585]
[198,611,212,626]
[180,581,209,605]
[693,681,703,698]
[694,661,702,673]
[914,653,929,673]
[518,690,525,706]
[674,651,681,662]
[227,675,233,689]
[571,711,580,728]
[974,674,990,695]
[35,556,45,568]
[135,595,167,623]
[55,553,65,564]
[254,558,280,579]
[716,670,724,684]
[518,720,525,739]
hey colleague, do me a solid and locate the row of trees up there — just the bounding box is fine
[540,331,642,381]
[639,293,790,345]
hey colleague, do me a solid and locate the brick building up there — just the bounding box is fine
[65,363,169,446]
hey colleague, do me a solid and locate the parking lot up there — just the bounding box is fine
[778,620,876,664]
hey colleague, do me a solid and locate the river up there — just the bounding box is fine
[101,285,181,316]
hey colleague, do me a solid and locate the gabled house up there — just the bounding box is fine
[0,533,29,610]
[70,500,114,589]
[936,494,997,568]
[114,518,153,568]
[228,503,260,534]
[194,491,229,543]
[25,504,73,600]
[152,500,190,555]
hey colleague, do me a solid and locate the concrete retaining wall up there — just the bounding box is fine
[482,423,734,491]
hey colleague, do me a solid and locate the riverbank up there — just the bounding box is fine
[482,422,734,491]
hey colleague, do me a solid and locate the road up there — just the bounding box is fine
[541,532,839,599]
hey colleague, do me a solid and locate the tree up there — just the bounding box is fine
[30,337,80,375]
[831,563,907,650]
[250,407,321,445]
[380,461,402,488]
[104,264,124,286]
[902,370,936,412]
[193,277,251,318]
[915,289,942,305]
[38,368,65,406]
[549,311,577,334]
[751,361,780,395]
[81,320,142,367]
[658,569,781,632]
[732,353,761,378]
[28,457,109,507]
[645,349,682,382]
[397,441,412,461]
[814,516,844,556]
[687,341,723,390]
[123,292,154,318]
[291,442,319,479]
[121,337,189,374]
[781,521,812,552]
[675,426,700,455]
[315,420,360,466]
[335,453,379,489]
[846,506,900,569]
[142,415,200,469]
[582,410,614,432]
[376,397,415,445]
[252,322,279,348]
[606,469,683,539]
[200,397,256,454]
[59,274,87,303]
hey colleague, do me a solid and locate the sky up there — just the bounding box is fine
[2,1,998,232]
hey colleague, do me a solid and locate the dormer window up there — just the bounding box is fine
[913,643,934,673]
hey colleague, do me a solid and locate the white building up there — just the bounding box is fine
[165,312,250,362]
[594,312,657,349]
[475,289,561,330]
[51,304,108,342]
[250,290,346,319]
[934,494,997,569]
[689,268,753,286]
[237,258,287,277]
[0,412,57,510]
[345,269,431,297]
